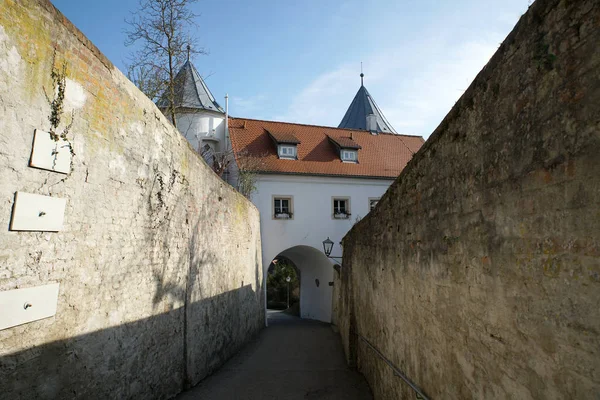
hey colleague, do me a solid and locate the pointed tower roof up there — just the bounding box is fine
[157,60,224,113]
[338,73,396,134]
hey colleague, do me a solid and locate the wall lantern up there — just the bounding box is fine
[322,237,342,262]
[322,237,334,257]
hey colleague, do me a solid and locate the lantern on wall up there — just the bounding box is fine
[322,237,334,257]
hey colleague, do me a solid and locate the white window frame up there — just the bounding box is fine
[273,195,293,220]
[278,145,297,159]
[369,198,380,212]
[332,197,351,219]
[341,149,357,162]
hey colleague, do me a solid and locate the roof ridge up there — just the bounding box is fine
[228,116,423,139]
[187,62,203,109]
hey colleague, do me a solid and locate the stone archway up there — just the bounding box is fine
[272,245,335,323]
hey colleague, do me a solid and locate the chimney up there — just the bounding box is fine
[366,114,377,135]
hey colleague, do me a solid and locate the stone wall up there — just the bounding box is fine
[0,1,264,399]
[334,0,600,398]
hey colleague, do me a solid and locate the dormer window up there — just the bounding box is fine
[278,145,297,159]
[328,135,362,163]
[341,149,357,162]
[267,129,301,160]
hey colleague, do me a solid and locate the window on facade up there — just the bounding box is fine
[333,198,350,219]
[369,198,379,211]
[273,197,293,219]
[278,145,297,159]
[341,149,357,162]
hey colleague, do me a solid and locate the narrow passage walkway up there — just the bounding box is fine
[176,310,372,400]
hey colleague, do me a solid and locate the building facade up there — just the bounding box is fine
[161,62,425,323]
[228,117,424,322]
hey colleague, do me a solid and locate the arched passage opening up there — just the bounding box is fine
[268,245,335,323]
[266,256,301,315]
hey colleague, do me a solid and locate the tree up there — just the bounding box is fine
[125,0,205,128]
[236,152,267,199]
[200,144,233,178]
[267,259,299,309]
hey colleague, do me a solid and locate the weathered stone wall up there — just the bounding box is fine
[0,1,264,399]
[334,0,600,398]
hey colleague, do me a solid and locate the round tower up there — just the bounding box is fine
[157,60,226,154]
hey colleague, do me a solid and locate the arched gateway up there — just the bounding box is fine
[269,245,335,322]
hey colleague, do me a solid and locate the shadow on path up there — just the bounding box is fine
[176,310,372,400]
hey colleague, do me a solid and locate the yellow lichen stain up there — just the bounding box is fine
[179,151,189,175]
[518,223,528,237]
[542,257,561,278]
[0,0,55,99]
[234,195,248,225]
[542,238,559,255]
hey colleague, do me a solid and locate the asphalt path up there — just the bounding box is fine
[176,310,373,400]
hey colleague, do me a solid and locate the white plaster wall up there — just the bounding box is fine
[279,245,335,322]
[253,174,394,322]
[175,111,225,153]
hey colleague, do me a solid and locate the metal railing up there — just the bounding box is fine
[357,333,431,400]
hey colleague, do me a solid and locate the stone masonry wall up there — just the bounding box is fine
[0,1,264,399]
[334,0,600,398]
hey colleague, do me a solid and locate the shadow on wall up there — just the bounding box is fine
[141,168,266,390]
[0,286,258,400]
[0,167,264,399]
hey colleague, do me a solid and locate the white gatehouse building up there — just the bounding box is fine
[160,65,424,323]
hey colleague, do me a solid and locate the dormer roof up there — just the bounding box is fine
[338,82,396,134]
[267,129,301,145]
[156,61,224,113]
[328,135,362,150]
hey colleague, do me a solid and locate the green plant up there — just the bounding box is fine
[45,50,74,144]
[267,259,299,307]
[533,41,557,71]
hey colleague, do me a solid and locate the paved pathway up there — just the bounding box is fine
[176,310,372,400]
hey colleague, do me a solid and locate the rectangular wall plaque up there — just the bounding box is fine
[0,283,60,330]
[10,192,67,232]
[30,129,72,174]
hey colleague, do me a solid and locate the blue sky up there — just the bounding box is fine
[50,0,530,138]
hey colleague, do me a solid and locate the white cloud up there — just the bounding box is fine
[274,35,501,138]
[230,94,268,118]
[273,66,357,125]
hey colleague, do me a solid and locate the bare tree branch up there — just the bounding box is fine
[124,0,207,128]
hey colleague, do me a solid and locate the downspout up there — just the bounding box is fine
[225,94,229,151]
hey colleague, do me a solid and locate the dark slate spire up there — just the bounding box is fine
[338,73,396,134]
[156,60,224,113]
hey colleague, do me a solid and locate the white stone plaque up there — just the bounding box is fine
[30,129,72,174]
[0,283,60,330]
[10,192,67,232]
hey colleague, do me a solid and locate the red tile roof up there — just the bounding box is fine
[229,117,425,179]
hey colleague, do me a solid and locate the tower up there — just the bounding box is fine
[338,72,396,134]
[156,59,226,154]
